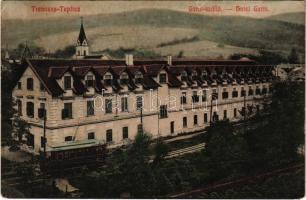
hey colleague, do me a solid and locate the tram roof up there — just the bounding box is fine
[47,139,104,152]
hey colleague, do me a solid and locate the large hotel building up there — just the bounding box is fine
[12,21,276,154]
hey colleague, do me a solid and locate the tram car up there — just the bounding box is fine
[40,139,107,173]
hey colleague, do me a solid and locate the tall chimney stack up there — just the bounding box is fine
[125,54,134,66]
[167,55,172,66]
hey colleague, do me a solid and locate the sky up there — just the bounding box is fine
[2,1,304,20]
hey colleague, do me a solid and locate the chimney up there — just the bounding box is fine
[167,55,172,66]
[125,54,134,66]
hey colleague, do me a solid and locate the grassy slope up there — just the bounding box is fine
[267,12,305,25]
[2,9,304,55]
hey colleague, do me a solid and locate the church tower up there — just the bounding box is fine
[76,17,89,59]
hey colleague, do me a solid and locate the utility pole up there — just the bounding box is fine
[140,106,143,134]
[210,91,217,126]
[39,108,47,172]
[43,110,46,162]
[210,94,214,126]
[243,92,246,134]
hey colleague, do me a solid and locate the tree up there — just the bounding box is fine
[204,120,250,178]
[288,48,299,64]
[177,51,184,58]
[152,138,169,165]
[245,80,304,168]
[52,45,75,58]
[12,115,31,142]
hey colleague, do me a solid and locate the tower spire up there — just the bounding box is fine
[77,16,87,45]
[76,17,89,59]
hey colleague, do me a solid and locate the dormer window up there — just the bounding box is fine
[135,72,143,84]
[64,76,72,90]
[104,74,113,85]
[181,71,187,81]
[85,75,94,87]
[192,71,197,80]
[159,73,167,84]
[120,73,129,84]
[201,71,207,79]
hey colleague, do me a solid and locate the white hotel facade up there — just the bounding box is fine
[12,21,276,154]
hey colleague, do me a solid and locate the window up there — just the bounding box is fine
[40,82,45,91]
[234,108,237,118]
[159,73,167,84]
[26,102,34,118]
[38,103,46,119]
[41,136,47,148]
[170,121,174,133]
[136,96,143,110]
[204,113,208,123]
[262,87,267,95]
[194,115,198,125]
[27,78,33,90]
[248,87,254,96]
[65,136,72,142]
[87,100,94,116]
[105,99,112,114]
[120,73,129,84]
[224,110,227,119]
[64,76,72,90]
[106,129,112,142]
[232,88,238,98]
[77,51,80,56]
[241,87,246,97]
[181,71,187,81]
[122,127,128,139]
[256,87,261,95]
[181,92,187,104]
[137,124,143,134]
[212,89,218,100]
[135,72,143,84]
[104,74,112,85]
[222,89,228,99]
[213,112,219,121]
[84,50,87,56]
[65,136,73,142]
[62,103,72,119]
[88,132,95,140]
[160,105,168,118]
[121,97,128,112]
[86,75,94,87]
[17,100,22,116]
[17,82,22,89]
[192,91,199,103]
[192,71,197,80]
[202,90,207,102]
[183,117,187,128]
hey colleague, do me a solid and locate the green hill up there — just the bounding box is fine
[267,12,305,25]
[2,9,304,57]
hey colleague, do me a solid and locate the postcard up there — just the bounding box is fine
[1,0,305,198]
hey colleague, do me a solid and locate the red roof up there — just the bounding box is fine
[14,58,273,96]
